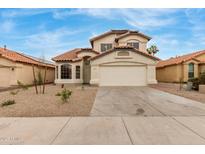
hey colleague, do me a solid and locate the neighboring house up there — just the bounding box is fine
[52,29,160,86]
[0,47,55,87]
[156,50,205,83]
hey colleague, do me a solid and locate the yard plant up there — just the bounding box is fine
[56,88,72,103]
[17,80,29,90]
[1,100,16,107]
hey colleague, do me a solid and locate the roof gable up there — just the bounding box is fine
[52,48,99,62]
[90,46,160,61]
[89,29,151,46]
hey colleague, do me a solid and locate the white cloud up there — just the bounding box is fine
[0,9,56,18]
[53,9,178,29]
[0,20,15,33]
[23,28,85,60]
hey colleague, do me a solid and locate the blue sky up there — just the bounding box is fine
[0,8,205,60]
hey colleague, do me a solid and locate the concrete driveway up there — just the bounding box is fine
[90,87,205,116]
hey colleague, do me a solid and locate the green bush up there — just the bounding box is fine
[199,72,205,85]
[188,78,199,90]
[1,100,16,107]
[10,90,19,95]
[17,80,29,90]
[56,89,72,103]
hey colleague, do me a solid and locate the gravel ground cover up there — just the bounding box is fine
[150,83,205,104]
[0,84,97,117]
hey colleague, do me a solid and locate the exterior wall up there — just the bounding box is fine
[199,64,205,74]
[0,57,17,87]
[93,34,117,52]
[183,60,199,81]
[90,50,158,85]
[195,53,205,61]
[15,64,55,85]
[117,34,148,52]
[156,60,200,83]
[0,57,55,87]
[92,33,149,53]
[156,64,182,82]
[55,61,83,84]
[77,51,98,58]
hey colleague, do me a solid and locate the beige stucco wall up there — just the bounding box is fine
[0,57,55,87]
[195,53,205,61]
[77,51,98,58]
[117,34,148,52]
[0,57,17,87]
[90,50,158,85]
[15,63,55,86]
[92,33,149,53]
[156,59,200,83]
[93,34,117,52]
[156,64,182,82]
[199,64,205,74]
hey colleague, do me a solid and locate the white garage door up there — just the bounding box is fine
[99,66,147,86]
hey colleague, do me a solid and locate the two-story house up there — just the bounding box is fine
[52,30,160,86]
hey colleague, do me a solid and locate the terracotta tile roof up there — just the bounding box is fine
[115,30,151,41]
[52,48,99,62]
[89,29,151,47]
[157,50,205,68]
[90,29,128,43]
[0,47,54,68]
[90,46,160,61]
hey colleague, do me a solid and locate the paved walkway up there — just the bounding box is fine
[1,116,205,144]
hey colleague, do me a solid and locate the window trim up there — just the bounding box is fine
[188,63,194,79]
[100,43,112,52]
[127,41,139,49]
[75,65,81,79]
[60,64,72,79]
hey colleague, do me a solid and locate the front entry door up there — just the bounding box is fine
[83,58,91,84]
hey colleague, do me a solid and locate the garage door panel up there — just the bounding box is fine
[99,66,147,86]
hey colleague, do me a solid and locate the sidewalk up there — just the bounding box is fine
[0,116,205,145]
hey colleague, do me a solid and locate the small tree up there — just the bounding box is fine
[147,45,159,55]
[37,71,43,93]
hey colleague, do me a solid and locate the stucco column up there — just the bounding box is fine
[147,65,157,84]
[72,64,75,80]
[58,64,61,80]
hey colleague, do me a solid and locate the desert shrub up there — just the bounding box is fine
[10,90,19,95]
[56,89,72,103]
[188,78,199,90]
[1,100,16,107]
[55,92,61,96]
[17,80,29,90]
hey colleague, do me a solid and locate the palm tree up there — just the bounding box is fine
[147,45,159,55]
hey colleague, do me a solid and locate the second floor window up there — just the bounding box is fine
[127,42,139,49]
[101,43,112,52]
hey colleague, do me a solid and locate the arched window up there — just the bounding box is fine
[117,51,130,56]
[188,63,194,79]
[61,64,72,79]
